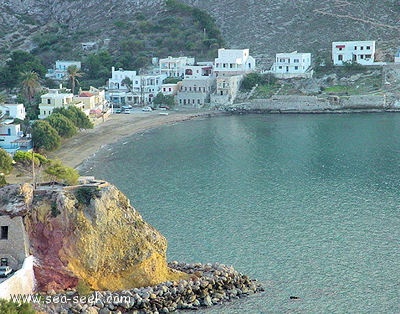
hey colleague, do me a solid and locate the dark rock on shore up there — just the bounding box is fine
[35,262,264,314]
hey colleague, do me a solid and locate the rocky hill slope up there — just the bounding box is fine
[0,182,185,292]
[0,0,399,68]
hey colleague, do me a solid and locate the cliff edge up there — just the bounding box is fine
[0,182,186,292]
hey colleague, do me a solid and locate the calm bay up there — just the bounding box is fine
[80,113,400,313]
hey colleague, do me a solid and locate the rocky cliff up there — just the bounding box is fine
[0,182,185,292]
[1,0,399,68]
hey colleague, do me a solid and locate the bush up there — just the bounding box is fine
[0,299,35,314]
[74,186,101,206]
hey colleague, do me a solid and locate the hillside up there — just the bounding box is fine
[0,0,399,69]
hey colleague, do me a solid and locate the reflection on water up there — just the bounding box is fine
[81,113,400,313]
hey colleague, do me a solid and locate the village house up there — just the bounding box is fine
[0,214,30,270]
[176,62,216,107]
[210,75,242,105]
[332,41,376,66]
[38,88,76,119]
[270,51,312,78]
[74,87,107,115]
[0,104,31,154]
[45,60,82,81]
[176,76,215,107]
[159,56,195,78]
[213,48,256,77]
[106,67,166,105]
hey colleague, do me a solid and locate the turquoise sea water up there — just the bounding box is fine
[81,113,400,313]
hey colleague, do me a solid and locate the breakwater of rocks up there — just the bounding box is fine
[35,262,264,314]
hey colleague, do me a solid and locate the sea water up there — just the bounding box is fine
[80,113,400,313]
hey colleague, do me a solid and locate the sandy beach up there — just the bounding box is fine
[46,109,220,169]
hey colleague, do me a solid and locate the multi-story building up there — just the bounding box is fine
[45,61,82,81]
[211,75,242,105]
[271,51,312,78]
[213,48,256,77]
[332,41,376,66]
[176,76,216,107]
[38,89,75,119]
[159,56,195,78]
[0,104,31,153]
[107,67,166,105]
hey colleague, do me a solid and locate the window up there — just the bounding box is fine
[354,46,357,50]
[338,47,343,51]
[366,46,371,50]
[365,54,372,59]
[0,226,8,240]
[295,66,299,70]
[294,59,299,63]
[360,46,364,50]
[47,99,51,104]
[278,66,282,69]
[338,55,343,61]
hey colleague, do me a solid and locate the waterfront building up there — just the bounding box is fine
[270,51,312,78]
[332,41,376,66]
[107,67,166,105]
[210,75,242,105]
[213,48,256,77]
[176,76,216,107]
[45,60,82,81]
[159,56,195,78]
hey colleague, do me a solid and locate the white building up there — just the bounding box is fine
[107,67,166,105]
[332,41,376,66]
[0,104,31,153]
[38,89,75,119]
[214,48,256,77]
[45,61,82,81]
[0,103,26,121]
[271,51,312,78]
[159,56,195,78]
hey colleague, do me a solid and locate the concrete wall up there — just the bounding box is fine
[0,256,35,300]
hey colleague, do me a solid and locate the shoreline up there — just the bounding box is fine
[47,109,223,170]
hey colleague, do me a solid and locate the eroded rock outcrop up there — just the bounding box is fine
[0,182,186,292]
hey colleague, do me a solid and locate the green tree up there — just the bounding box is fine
[67,65,83,95]
[0,148,14,175]
[53,106,93,129]
[0,50,46,90]
[44,159,79,185]
[13,150,49,167]
[20,70,41,118]
[46,113,77,138]
[32,120,61,152]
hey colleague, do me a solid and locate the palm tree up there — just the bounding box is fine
[20,71,41,104]
[67,65,83,95]
[20,71,41,118]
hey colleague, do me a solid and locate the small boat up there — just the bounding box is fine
[159,112,169,116]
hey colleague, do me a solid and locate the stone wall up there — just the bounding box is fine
[227,94,390,113]
[0,255,35,300]
[0,215,29,269]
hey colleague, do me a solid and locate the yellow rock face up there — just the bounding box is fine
[23,183,187,291]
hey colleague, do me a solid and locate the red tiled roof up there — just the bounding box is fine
[79,92,94,97]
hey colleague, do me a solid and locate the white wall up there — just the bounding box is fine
[0,256,35,300]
